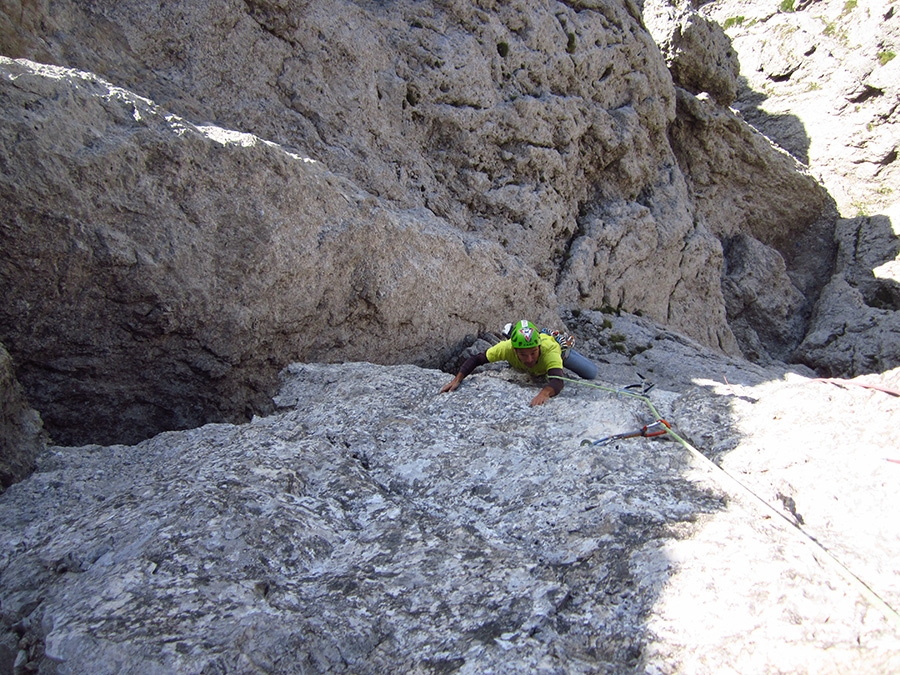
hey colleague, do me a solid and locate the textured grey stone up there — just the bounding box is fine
[722,233,810,363]
[0,344,44,492]
[0,57,558,446]
[701,0,900,219]
[1,313,899,673]
[644,1,740,105]
[650,0,900,373]
[795,213,900,375]
[1,2,899,667]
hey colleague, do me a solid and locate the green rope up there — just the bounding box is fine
[550,374,900,631]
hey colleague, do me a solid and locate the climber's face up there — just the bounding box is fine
[514,346,540,368]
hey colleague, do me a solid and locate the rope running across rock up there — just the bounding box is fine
[550,373,900,632]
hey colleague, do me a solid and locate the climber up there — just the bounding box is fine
[439,319,565,407]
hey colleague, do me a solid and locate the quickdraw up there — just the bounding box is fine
[580,419,671,447]
[619,373,655,395]
[553,372,900,630]
[541,328,576,356]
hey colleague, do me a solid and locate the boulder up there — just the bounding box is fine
[795,210,900,375]
[644,0,740,105]
[0,344,44,491]
[721,233,809,363]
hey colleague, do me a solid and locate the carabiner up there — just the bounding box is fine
[581,419,671,447]
[640,419,671,438]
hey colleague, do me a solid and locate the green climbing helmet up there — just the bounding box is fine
[509,319,540,349]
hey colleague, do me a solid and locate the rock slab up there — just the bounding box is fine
[1,328,898,673]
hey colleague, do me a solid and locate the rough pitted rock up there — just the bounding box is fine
[0,0,897,526]
[648,0,900,372]
[2,3,900,670]
[642,0,846,364]
[0,0,686,282]
[643,0,740,106]
[1,324,899,673]
[5,0,890,450]
[643,0,839,313]
[563,308,816,390]
[667,87,838,361]
[721,233,810,363]
[668,87,836,296]
[555,192,739,355]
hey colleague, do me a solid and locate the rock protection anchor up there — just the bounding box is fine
[552,372,900,631]
[580,419,671,447]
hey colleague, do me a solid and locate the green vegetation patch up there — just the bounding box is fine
[851,200,870,217]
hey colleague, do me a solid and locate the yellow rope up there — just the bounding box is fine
[550,374,900,630]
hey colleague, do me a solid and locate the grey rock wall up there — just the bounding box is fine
[0,57,558,445]
[1,2,898,671]
[1,0,751,446]
[646,0,900,378]
[795,210,900,375]
[703,0,900,219]
[697,0,900,374]
[0,0,895,448]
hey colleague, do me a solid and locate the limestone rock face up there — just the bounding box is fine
[630,0,852,366]
[647,0,900,372]
[1,317,898,674]
[644,1,740,106]
[722,233,810,363]
[0,58,557,446]
[667,88,837,359]
[0,0,893,448]
[701,0,900,219]
[0,0,681,279]
[1,1,899,669]
[0,0,750,445]
[795,212,900,375]
[669,87,836,290]
[555,191,740,355]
